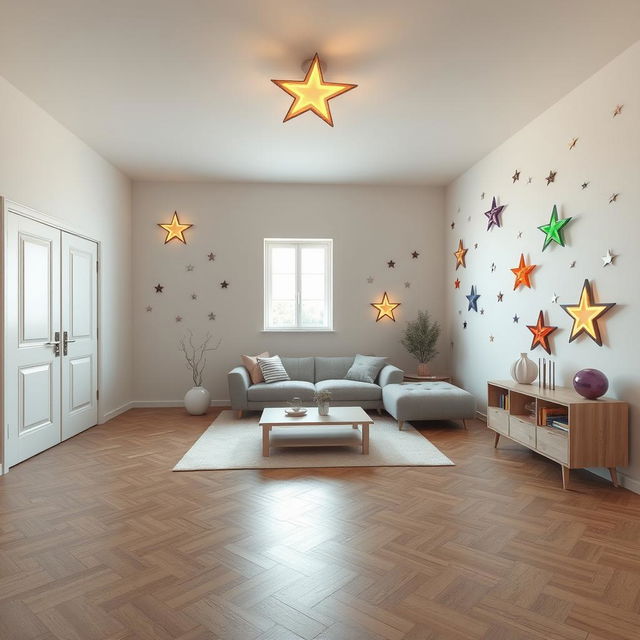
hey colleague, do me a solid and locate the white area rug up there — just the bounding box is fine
[173,410,454,471]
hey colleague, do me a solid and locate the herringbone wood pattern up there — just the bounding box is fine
[1,408,639,640]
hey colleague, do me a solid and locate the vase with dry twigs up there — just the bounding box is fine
[178,330,221,415]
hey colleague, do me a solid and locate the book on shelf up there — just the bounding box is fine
[538,406,567,425]
[550,421,569,432]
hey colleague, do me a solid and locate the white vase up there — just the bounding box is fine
[184,386,210,415]
[318,401,330,416]
[510,353,538,385]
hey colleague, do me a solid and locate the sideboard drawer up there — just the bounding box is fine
[488,407,509,435]
[509,416,536,447]
[536,427,568,464]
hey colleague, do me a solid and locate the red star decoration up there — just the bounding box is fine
[454,279,461,289]
[511,253,537,290]
[527,310,557,355]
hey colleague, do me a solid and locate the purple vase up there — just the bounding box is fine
[573,369,608,400]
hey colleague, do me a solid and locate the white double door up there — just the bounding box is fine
[5,213,98,468]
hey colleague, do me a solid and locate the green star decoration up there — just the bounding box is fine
[537,205,572,251]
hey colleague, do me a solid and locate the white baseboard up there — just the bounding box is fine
[588,467,640,495]
[99,401,134,424]
[130,399,230,409]
[476,411,487,422]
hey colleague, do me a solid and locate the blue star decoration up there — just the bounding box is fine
[466,285,480,312]
[484,197,506,231]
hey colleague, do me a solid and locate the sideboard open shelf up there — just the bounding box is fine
[487,380,628,490]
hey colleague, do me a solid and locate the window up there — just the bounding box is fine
[264,239,333,331]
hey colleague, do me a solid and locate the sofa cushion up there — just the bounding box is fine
[280,357,315,383]
[248,380,316,402]
[257,355,290,383]
[241,352,269,384]
[314,356,355,382]
[345,354,387,384]
[315,379,382,401]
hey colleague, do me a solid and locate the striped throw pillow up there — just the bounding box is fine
[257,355,290,384]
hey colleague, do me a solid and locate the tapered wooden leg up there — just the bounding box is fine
[398,420,404,431]
[377,408,383,416]
[493,432,500,448]
[462,419,468,430]
[362,424,369,454]
[609,467,619,487]
[352,424,359,429]
[262,424,270,457]
[235,410,243,419]
[561,466,570,490]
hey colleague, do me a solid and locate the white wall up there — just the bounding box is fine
[445,42,640,490]
[132,182,446,403]
[0,76,133,423]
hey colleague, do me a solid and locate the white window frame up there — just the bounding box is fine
[263,238,333,332]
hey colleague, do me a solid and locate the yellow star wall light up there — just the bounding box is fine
[158,211,192,244]
[371,292,400,322]
[561,279,616,346]
[454,239,468,270]
[272,53,357,126]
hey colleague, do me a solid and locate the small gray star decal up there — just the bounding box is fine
[186,264,195,272]
[208,312,216,321]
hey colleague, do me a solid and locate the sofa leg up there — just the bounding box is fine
[462,419,468,430]
[235,410,243,419]
[398,420,404,431]
[377,408,383,416]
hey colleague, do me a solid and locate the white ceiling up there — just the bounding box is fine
[1,0,639,185]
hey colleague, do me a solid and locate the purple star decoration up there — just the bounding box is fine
[484,197,506,231]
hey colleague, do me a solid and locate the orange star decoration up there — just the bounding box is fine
[371,292,400,322]
[561,279,616,346]
[527,310,557,355]
[454,240,468,270]
[158,211,192,244]
[511,253,537,290]
[272,54,357,126]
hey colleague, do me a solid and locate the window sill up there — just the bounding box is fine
[262,329,335,333]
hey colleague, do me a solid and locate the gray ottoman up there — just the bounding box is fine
[383,382,476,430]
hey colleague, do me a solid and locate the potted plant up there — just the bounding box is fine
[314,389,332,416]
[401,310,441,377]
[178,330,221,415]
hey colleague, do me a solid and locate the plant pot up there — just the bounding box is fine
[184,386,211,415]
[510,353,538,385]
[318,401,330,416]
[417,362,430,377]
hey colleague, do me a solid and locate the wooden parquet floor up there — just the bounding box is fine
[1,408,640,640]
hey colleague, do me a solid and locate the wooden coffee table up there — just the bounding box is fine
[258,407,374,457]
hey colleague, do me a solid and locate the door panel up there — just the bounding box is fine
[61,233,98,440]
[5,214,62,467]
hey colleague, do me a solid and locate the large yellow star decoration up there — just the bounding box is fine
[454,239,468,270]
[561,279,616,346]
[371,292,400,322]
[272,53,357,126]
[158,211,192,244]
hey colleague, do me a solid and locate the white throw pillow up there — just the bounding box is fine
[257,355,290,384]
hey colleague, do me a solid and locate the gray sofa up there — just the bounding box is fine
[228,356,404,416]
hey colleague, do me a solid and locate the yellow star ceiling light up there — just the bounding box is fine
[371,292,400,322]
[158,211,192,244]
[272,53,357,126]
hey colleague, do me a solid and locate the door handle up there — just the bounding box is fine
[62,331,76,356]
[46,331,61,357]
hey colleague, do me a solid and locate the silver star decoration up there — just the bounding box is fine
[490,263,496,272]
[570,261,576,268]
[191,293,198,300]
[517,231,523,239]
[175,315,183,322]
[366,276,374,284]
[458,310,462,315]
[489,335,495,343]
[551,293,559,304]
[467,216,471,222]
[527,177,532,184]
[480,308,485,315]
[569,137,578,150]
[581,182,589,190]
[481,192,485,200]
[474,243,478,249]
[609,193,619,204]
[404,282,411,288]
[145,305,152,312]
[207,252,216,261]
[208,312,216,320]
[513,314,519,323]
[602,249,616,267]
[613,104,623,117]
[186,264,195,272]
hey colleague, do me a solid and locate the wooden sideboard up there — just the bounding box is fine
[487,380,628,490]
